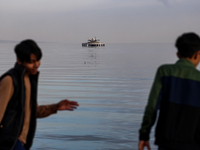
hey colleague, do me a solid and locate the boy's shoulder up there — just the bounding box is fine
[156,61,200,81]
[157,63,176,72]
[158,59,197,71]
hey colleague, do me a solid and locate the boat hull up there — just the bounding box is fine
[82,42,105,47]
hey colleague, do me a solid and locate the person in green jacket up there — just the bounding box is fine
[139,32,200,150]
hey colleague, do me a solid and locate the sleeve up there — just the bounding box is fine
[37,104,58,118]
[0,76,14,123]
[139,67,163,141]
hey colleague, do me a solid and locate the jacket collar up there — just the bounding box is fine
[176,58,196,68]
[14,62,39,78]
[14,62,26,75]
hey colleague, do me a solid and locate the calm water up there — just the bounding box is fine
[0,42,178,150]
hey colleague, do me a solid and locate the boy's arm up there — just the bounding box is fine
[139,67,163,141]
[0,76,14,123]
[37,99,79,118]
[37,104,58,118]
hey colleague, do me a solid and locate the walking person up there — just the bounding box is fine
[139,32,200,150]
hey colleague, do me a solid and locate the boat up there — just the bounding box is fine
[82,37,105,47]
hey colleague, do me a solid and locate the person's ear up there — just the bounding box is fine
[194,52,197,59]
[17,58,22,65]
[193,51,200,60]
[196,51,200,60]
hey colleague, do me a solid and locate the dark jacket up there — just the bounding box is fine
[139,59,200,150]
[0,63,39,150]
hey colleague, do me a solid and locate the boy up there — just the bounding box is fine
[0,39,79,150]
[138,32,200,150]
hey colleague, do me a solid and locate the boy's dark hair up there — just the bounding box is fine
[175,32,200,58]
[14,39,42,62]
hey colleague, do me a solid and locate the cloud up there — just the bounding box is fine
[157,0,169,6]
[0,0,102,12]
[158,0,169,6]
[105,0,158,7]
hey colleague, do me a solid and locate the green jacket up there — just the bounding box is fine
[139,59,200,149]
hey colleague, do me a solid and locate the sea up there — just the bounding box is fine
[0,41,179,150]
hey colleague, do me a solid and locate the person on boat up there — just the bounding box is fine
[0,39,79,150]
[138,32,200,150]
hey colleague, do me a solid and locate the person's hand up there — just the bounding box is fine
[57,99,79,111]
[138,140,151,150]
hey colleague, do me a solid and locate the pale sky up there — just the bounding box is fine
[0,0,200,43]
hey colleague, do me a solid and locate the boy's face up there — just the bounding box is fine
[19,54,41,75]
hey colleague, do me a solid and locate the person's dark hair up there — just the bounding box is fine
[175,32,200,58]
[14,39,42,62]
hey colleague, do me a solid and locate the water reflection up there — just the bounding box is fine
[83,49,97,67]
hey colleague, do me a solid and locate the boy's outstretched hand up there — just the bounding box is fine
[57,99,79,111]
